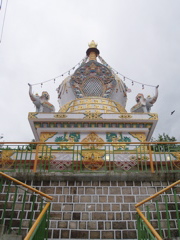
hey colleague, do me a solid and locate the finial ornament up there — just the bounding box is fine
[88,40,98,48]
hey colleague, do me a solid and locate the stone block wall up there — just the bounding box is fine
[1,174,180,239]
[27,179,178,239]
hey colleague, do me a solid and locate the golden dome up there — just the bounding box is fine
[59,97,126,114]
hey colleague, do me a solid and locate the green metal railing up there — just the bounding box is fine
[0,172,52,239]
[136,180,180,240]
[0,142,180,173]
[137,217,156,240]
[24,202,51,240]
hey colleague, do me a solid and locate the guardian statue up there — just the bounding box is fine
[131,85,159,113]
[28,84,55,112]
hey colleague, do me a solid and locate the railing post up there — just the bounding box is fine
[33,144,39,173]
[148,144,155,173]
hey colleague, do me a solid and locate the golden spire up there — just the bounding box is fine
[88,40,98,48]
[86,40,99,60]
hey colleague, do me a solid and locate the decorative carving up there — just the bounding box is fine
[55,133,80,150]
[172,152,180,159]
[173,161,180,169]
[54,114,67,118]
[114,153,137,171]
[70,60,116,99]
[106,133,131,150]
[119,114,132,119]
[39,132,57,142]
[34,123,41,129]
[129,155,149,161]
[38,154,55,162]
[114,103,127,113]
[0,150,15,170]
[81,132,104,149]
[83,112,102,120]
[58,97,127,114]
[129,133,146,142]
[38,133,57,152]
[148,113,158,120]
[172,153,180,169]
[50,159,72,170]
[28,113,38,119]
[82,150,104,171]
[59,101,73,112]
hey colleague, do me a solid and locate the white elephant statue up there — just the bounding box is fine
[28,84,55,112]
[131,85,159,113]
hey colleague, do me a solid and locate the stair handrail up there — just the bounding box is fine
[135,179,180,240]
[0,172,53,239]
[0,172,53,200]
[24,202,51,240]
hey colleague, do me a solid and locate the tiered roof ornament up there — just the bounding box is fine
[57,41,129,113]
[28,41,158,143]
[28,41,158,114]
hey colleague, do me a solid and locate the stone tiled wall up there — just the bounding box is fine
[28,179,175,239]
[1,177,179,239]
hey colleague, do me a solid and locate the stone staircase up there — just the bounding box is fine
[1,172,180,239]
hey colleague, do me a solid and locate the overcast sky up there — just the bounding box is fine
[0,0,180,142]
